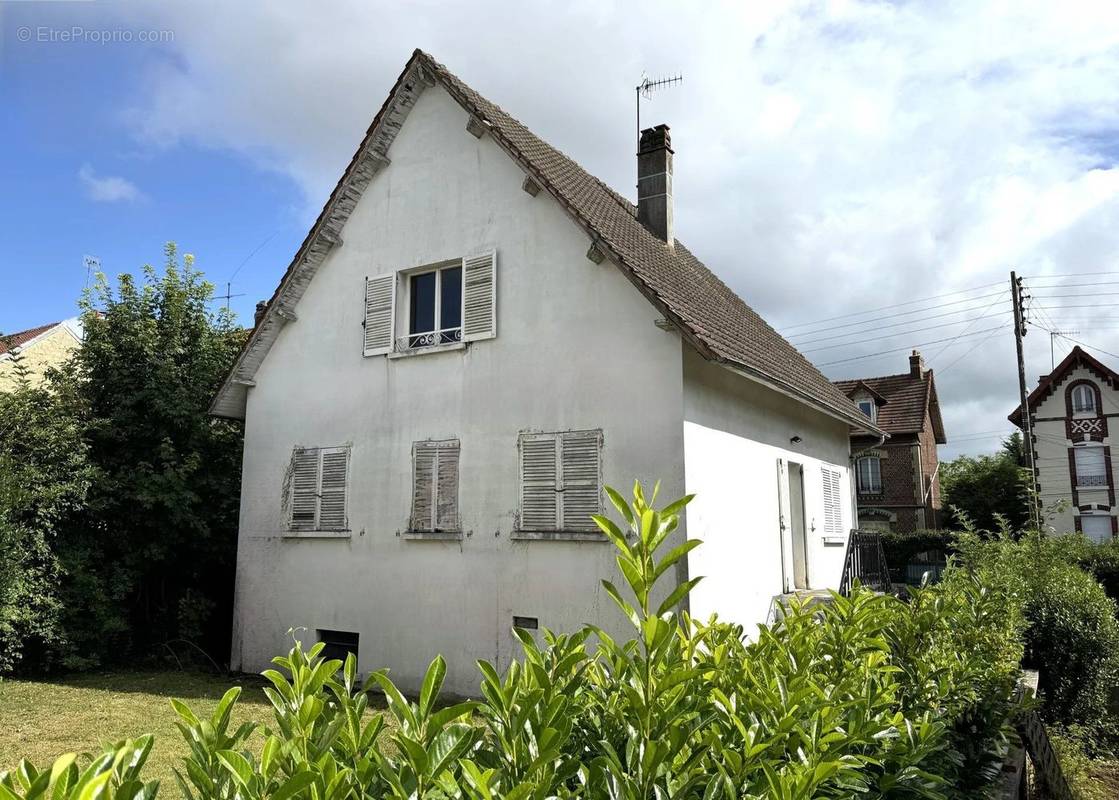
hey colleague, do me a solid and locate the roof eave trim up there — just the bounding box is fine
[715,358,888,437]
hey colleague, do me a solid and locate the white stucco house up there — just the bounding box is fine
[211,50,885,695]
[1011,345,1119,541]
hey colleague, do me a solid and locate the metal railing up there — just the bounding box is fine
[839,530,893,596]
[395,327,462,352]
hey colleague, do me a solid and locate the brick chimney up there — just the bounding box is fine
[637,124,673,245]
[254,301,268,327]
[909,349,925,378]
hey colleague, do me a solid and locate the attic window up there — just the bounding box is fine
[857,399,876,421]
[406,263,462,349]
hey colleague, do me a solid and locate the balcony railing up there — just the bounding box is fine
[839,530,893,597]
[395,327,462,352]
[1077,473,1108,487]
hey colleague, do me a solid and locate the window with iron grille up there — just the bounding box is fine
[1072,383,1097,415]
[1074,446,1107,488]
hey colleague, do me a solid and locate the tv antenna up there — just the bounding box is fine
[220,281,246,311]
[635,73,683,145]
[82,254,101,289]
[1049,329,1079,369]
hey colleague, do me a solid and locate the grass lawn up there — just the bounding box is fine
[0,670,390,788]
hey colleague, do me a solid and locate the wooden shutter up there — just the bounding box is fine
[435,441,460,531]
[411,443,437,531]
[462,250,496,341]
[822,467,843,536]
[318,448,349,530]
[559,430,602,531]
[290,448,320,531]
[364,273,396,356]
[520,433,559,530]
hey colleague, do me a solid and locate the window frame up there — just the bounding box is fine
[856,455,882,494]
[856,399,876,421]
[1073,444,1108,488]
[1080,513,1114,543]
[402,259,464,350]
[1071,383,1097,416]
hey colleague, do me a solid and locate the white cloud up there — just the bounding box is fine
[78,164,144,203]
[93,0,1119,456]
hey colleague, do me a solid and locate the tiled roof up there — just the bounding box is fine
[422,52,876,431]
[0,322,58,355]
[834,370,945,442]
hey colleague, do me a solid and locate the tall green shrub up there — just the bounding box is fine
[50,244,246,668]
[0,382,92,671]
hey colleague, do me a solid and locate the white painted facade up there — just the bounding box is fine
[1028,360,1119,539]
[229,84,860,695]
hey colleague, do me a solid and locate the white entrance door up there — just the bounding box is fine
[777,460,809,591]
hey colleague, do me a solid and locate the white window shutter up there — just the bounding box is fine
[364,273,396,356]
[462,250,496,341]
[319,448,349,530]
[435,441,460,531]
[520,433,558,530]
[411,443,437,531]
[822,468,843,536]
[559,431,601,531]
[290,448,320,531]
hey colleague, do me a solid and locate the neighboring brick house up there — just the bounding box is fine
[1009,346,1119,541]
[834,351,947,532]
[0,318,82,392]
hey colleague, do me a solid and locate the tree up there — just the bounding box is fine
[940,448,1029,533]
[52,244,245,667]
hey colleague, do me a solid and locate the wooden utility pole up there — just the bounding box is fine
[1011,271,1040,529]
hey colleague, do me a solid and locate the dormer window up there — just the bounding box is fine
[1072,383,1097,416]
[857,399,876,421]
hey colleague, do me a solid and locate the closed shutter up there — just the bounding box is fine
[560,431,601,530]
[319,449,349,530]
[462,250,496,341]
[411,443,437,530]
[520,433,559,530]
[411,440,460,531]
[288,446,349,531]
[364,273,396,356]
[435,441,460,531]
[822,467,843,536]
[290,449,320,531]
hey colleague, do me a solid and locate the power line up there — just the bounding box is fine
[926,290,1010,362]
[818,325,1008,367]
[799,310,1012,353]
[937,325,1007,375]
[1031,325,1119,361]
[788,292,1009,339]
[782,282,1005,332]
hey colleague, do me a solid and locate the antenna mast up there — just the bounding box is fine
[220,281,246,311]
[636,73,683,146]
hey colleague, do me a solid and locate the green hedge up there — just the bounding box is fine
[879,529,955,584]
[1,484,1026,800]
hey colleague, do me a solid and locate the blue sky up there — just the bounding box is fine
[1,3,306,331]
[2,1,1119,456]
